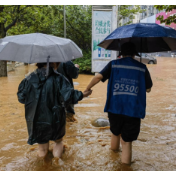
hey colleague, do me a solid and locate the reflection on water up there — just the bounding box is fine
[1,58,176,170]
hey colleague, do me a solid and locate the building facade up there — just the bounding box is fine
[139,5,159,21]
[120,5,161,25]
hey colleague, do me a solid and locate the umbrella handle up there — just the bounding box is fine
[118,39,121,57]
[140,38,142,63]
[46,56,50,77]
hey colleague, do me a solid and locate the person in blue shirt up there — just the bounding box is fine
[85,42,153,165]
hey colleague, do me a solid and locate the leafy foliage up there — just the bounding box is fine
[0,5,143,74]
[0,5,92,74]
[64,5,92,52]
[73,51,91,73]
[61,6,92,73]
[1,5,62,35]
[119,5,144,26]
[154,5,176,25]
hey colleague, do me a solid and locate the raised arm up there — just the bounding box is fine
[85,61,112,91]
[57,75,92,107]
[86,73,103,91]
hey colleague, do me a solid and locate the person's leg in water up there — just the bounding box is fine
[120,137,132,165]
[52,138,64,166]
[66,104,77,122]
[110,134,132,170]
[38,142,49,158]
[111,133,120,152]
[37,142,49,166]
[53,138,64,157]
[119,116,140,165]
[110,133,132,163]
[66,112,77,122]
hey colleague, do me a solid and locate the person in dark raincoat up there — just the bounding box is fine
[57,61,79,122]
[17,62,92,165]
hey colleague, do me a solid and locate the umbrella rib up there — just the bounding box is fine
[0,42,11,57]
[38,34,51,62]
[41,34,67,62]
[29,33,38,64]
[0,34,35,62]
[4,34,29,43]
[69,41,82,58]
[29,44,34,64]
[0,42,24,63]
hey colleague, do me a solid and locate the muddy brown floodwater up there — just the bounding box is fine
[1,58,176,171]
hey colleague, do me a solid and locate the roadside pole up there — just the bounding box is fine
[64,5,66,38]
[117,5,120,28]
[116,5,120,56]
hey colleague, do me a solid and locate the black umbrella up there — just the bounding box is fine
[98,23,176,61]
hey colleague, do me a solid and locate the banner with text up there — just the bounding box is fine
[92,8,117,73]
[92,11,112,60]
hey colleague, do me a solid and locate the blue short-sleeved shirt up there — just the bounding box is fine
[99,59,153,89]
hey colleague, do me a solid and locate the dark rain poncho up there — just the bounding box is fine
[57,61,79,114]
[57,61,79,87]
[17,68,83,145]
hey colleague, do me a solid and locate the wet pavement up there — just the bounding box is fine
[1,58,176,171]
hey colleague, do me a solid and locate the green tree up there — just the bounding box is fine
[65,6,92,73]
[0,5,92,76]
[64,5,91,52]
[7,5,63,36]
[0,5,61,77]
[118,5,144,26]
[154,5,176,25]
[53,5,92,73]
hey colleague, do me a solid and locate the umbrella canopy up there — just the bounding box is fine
[0,33,83,63]
[98,23,176,53]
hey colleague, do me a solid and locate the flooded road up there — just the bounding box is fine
[1,58,176,171]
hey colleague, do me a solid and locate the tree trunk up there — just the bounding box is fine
[0,21,7,77]
[0,61,7,76]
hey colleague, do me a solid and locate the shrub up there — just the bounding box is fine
[73,50,92,74]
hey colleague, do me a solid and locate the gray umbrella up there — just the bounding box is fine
[0,33,83,63]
